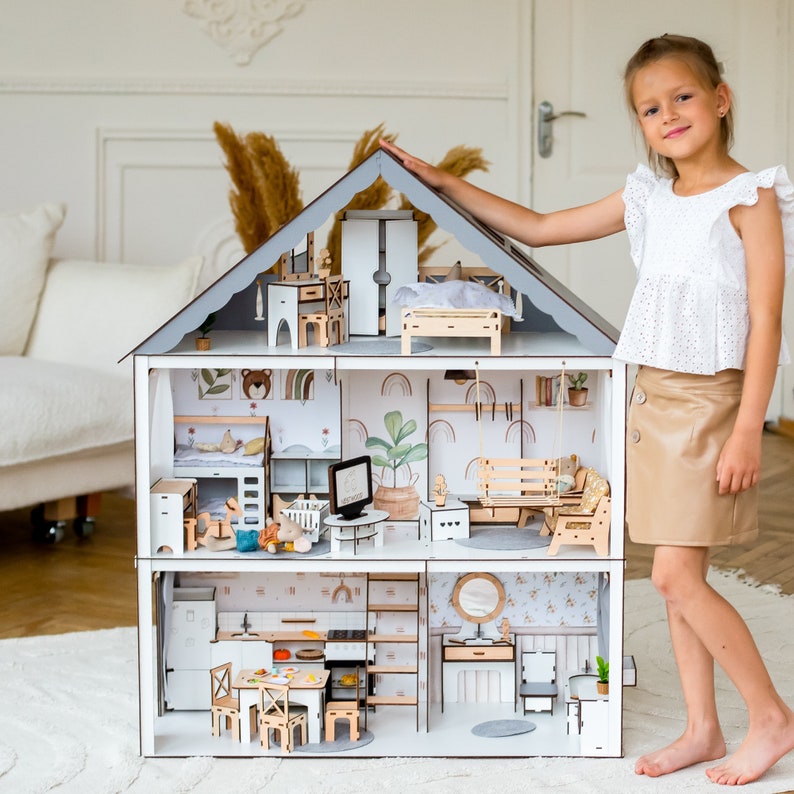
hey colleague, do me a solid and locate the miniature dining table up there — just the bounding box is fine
[232,667,330,744]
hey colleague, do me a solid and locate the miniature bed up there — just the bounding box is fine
[171,415,271,529]
[395,264,521,355]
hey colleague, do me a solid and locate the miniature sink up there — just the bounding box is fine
[230,632,261,638]
[567,673,598,700]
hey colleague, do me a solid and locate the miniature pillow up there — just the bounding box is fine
[579,474,610,513]
[0,203,66,355]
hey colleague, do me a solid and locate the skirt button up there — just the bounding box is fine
[635,391,647,404]
[630,429,641,443]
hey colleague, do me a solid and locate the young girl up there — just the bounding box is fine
[382,33,794,786]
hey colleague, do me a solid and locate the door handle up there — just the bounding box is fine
[537,101,587,158]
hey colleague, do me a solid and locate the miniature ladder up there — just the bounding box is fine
[365,572,421,731]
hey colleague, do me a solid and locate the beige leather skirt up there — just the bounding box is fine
[626,366,758,547]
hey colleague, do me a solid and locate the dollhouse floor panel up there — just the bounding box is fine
[149,700,601,758]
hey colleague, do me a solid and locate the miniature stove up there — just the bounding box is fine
[327,629,367,640]
[324,628,372,662]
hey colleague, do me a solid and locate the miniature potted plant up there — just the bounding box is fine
[596,655,609,695]
[432,473,449,507]
[365,410,428,519]
[567,371,589,406]
[195,312,217,350]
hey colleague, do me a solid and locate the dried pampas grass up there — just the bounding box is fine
[215,119,489,273]
[214,121,304,265]
[399,145,490,263]
[325,123,397,271]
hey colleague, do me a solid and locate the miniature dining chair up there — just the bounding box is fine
[258,682,307,753]
[325,665,361,742]
[210,662,241,741]
[298,274,347,348]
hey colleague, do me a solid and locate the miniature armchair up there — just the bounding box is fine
[543,469,611,556]
[258,682,308,753]
[210,662,241,741]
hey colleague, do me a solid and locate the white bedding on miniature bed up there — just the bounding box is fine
[173,446,261,467]
[392,280,522,320]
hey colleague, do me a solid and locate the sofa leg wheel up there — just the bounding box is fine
[33,521,65,544]
[30,505,66,543]
[73,516,95,538]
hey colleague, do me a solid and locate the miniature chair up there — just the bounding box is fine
[519,650,558,713]
[210,662,241,741]
[258,682,307,753]
[298,274,347,348]
[325,666,361,742]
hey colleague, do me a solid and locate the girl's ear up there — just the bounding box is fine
[715,82,732,117]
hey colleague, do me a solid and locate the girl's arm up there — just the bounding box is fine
[380,140,626,247]
[717,187,785,494]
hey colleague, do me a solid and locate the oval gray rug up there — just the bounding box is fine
[471,719,537,737]
[455,522,551,551]
[295,723,374,753]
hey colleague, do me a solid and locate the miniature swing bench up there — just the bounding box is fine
[473,366,610,556]
[476,457,610,556]
[477,457,560,521]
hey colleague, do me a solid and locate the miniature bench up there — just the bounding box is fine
[401,307,502,355]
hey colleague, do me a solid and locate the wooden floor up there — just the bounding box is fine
[0,431,791,640]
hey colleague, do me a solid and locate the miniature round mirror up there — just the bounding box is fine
[451,572,505,624]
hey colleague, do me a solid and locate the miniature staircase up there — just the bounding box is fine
[365,572,420,729]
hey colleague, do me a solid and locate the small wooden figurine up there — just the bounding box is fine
[500,617,511,643]
[432,473,449,507]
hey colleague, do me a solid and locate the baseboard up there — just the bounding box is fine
[768,417,794,440]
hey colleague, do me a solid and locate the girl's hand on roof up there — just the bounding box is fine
[380,139,447,190]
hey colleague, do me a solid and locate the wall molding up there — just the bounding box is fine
[0,76,508,100]
[181,0,308,66]
[94,126,365,266]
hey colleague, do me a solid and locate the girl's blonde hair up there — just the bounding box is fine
[623,34,734,178]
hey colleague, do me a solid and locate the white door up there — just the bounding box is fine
[531,0,787,333]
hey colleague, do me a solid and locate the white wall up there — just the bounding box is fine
[1,0,791,417]
[0,0,520,280]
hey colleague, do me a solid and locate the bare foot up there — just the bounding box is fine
[635,731,726,777]
[706,705,794,785]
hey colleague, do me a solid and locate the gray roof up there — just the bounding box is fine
[131,148,619,356]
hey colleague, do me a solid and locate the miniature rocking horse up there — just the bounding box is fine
[184,496,242,552]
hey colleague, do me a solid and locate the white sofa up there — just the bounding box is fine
[0,203,204,540]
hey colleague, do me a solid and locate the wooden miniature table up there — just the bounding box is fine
[324,510,388,554]
[232,667,330,744]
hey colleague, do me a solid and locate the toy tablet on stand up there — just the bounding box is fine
[327,455,373,520]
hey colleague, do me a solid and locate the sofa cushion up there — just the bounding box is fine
[25,255,203,376]
[0,357,132,467]
[0,203,66,356]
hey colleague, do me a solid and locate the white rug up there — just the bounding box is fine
[1,569,793,794]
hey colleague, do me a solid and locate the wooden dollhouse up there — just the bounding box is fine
[131,148,630,759]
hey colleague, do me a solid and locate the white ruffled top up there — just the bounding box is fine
[614,164,794,374]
